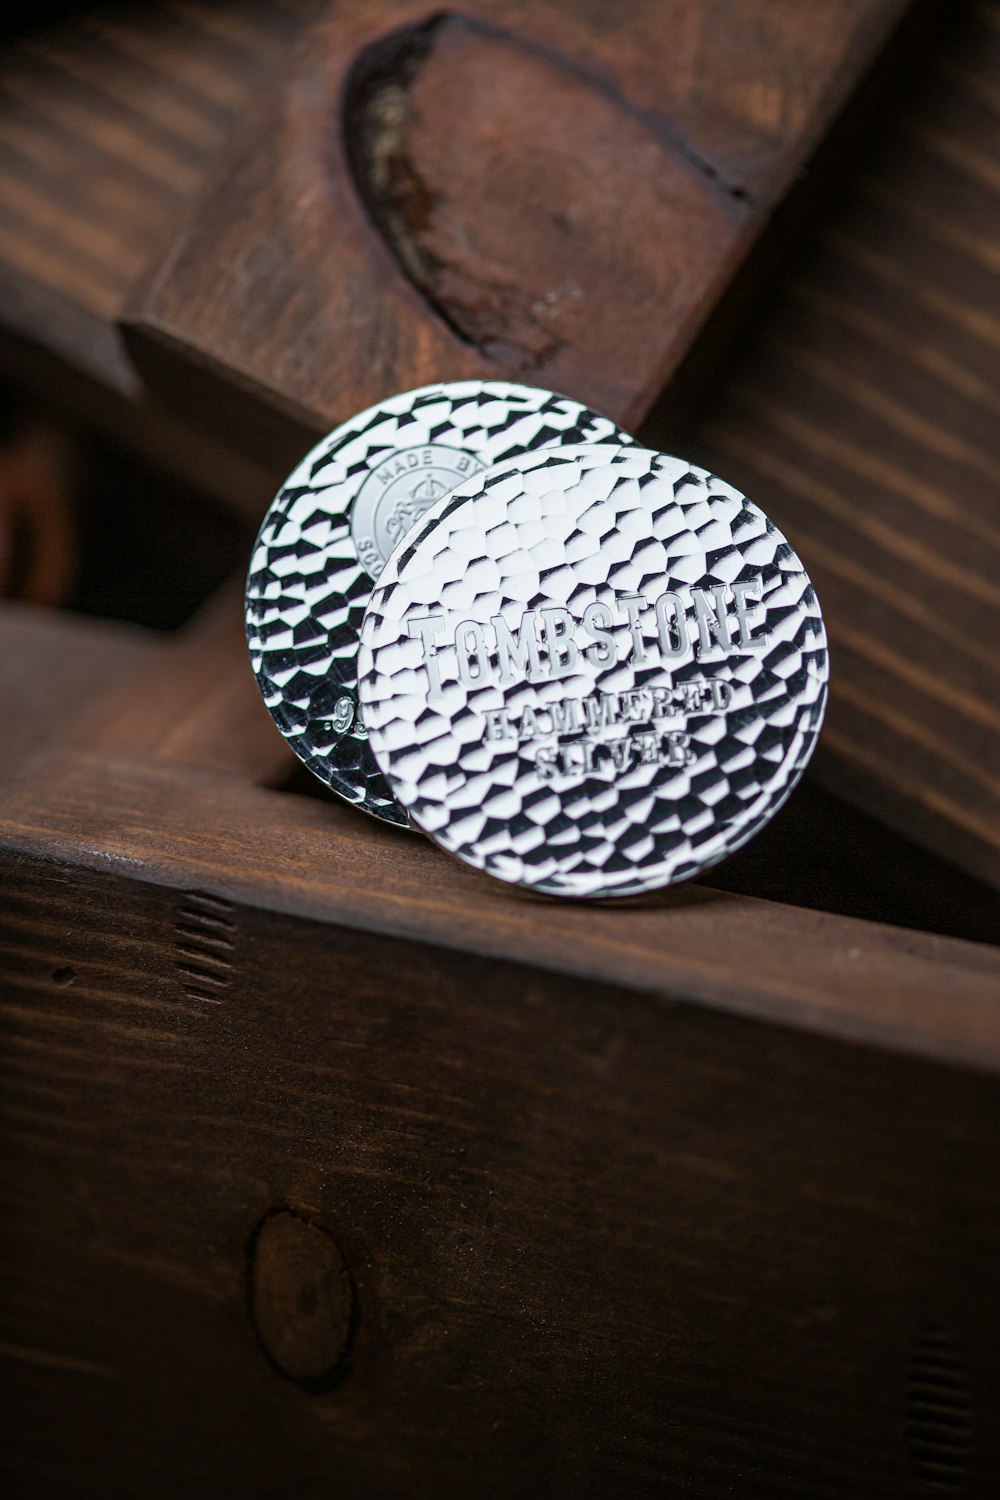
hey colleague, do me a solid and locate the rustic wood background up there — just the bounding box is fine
[0,0,993,884]
[0,1,998,1496]
[690,2,1000,888]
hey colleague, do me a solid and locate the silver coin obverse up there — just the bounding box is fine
[245,381,630,824]
[357,443,829,897]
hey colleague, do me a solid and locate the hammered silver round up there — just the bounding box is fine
[358,443,829,898]
[245,381,630,825]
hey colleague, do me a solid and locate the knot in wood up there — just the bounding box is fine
[344,13,728,390]
[248,1208,355,1389]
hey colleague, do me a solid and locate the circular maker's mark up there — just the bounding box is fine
[351,443,486,581]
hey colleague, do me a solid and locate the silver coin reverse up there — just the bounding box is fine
[245,381,630,825]
[358,443,829,897]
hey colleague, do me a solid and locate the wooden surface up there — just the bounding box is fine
[0,546,992,1068]
[2,844,1000,1497]
[249,1208,355,1386]
[345,12,746,409]
[0,573,996,1072]
[0,0,919,454]
[121,0,911,462]
[0,0,312,511]
[2,739,999,1075]
[687,1,1000,888]
[0,418,75,605]
[100,0,998,882]
[0,0,309,391]
[0,5,998,1490]
[4,585,999,1494]
[121,0,910,464]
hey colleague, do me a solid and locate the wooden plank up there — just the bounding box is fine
[0,1,990,885]
[0,265,283,518]
[0,0,988,875]
[689,2,1000,887]
[0,575,987,942]
[120,0,912,464]
[1,12,997,1484]
[0,0,308,335]
[1,746,997,1075]
[0,0,313,512]
[1,846,999,1496]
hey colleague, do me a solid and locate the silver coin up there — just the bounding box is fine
[358,443,829,897]
[245,382,630,825]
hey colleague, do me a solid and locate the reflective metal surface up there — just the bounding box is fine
[358,444,828,897]
[245,382,629,824]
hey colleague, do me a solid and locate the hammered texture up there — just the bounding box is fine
[245,381,629,824]
[359,444,828,897]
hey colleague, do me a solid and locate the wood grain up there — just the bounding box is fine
[105,0,1000,884]
[689,3,1000,887]
[2,846,1000,1497]
[0,0,313,510]
[0,8,997,1491]
[5,592,996,1493]
[0,0,308,341]
[249,1208,355,1386]
[2,744,997,1075]
[120,0,911,462]
[345,12,746,411]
